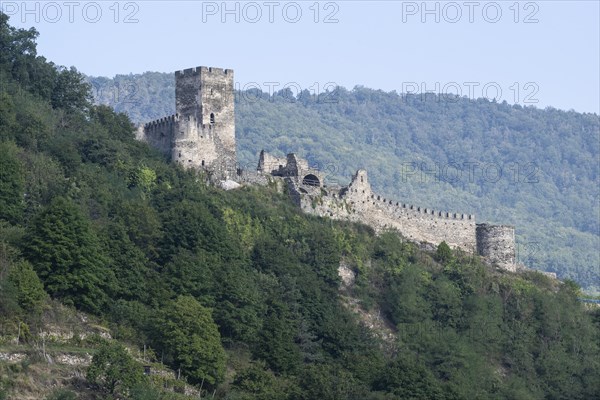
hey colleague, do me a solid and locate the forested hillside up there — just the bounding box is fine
[89,72,600,294]
[1,13,600,400]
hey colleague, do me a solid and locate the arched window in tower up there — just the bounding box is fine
[210,113,215,124]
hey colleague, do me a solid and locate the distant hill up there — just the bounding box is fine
[88,73,600,293]
[2,13,600,398]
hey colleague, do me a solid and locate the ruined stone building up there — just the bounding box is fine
[138,65,517,271]
[137,66,236,180]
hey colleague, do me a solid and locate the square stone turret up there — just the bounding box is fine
[138,66,237,181]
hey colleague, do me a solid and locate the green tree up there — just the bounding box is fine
[128,165,157,193]
[159,296,226,386]
[435,241,452,264]
[159,199,237,262]
[51,66,92,113]
[212,263,263,344]
[254,299,301,374]
[0,13,38,67]
[231,362,289,400]
[86,341,145,397]
[90,104,135,141]
[0,271,20,319]
[304,225,341,287]
[0,92,17,141]
[161,247,216,300]
[561,279,582,297]
[384,264,431,325]
[24,197,114,313]
[297,364,364,400]
[374,355,445,399]
[21,152,66,215]
[7,259,46,314]
[0,141,25,224]
[100,222,153,303]
[0,12,56,100]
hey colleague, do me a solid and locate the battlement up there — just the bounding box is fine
[344,168,474,221]
[144,114,219,130]
[256,158,515,258]
[138,64,236,180]
[366,195,475,220]
[137,64,516,272]
[175,66,233,77]
[477,223,515,230]
[283,167,477,251]
[144,114,179,129]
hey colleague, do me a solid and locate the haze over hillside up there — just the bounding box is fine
[89,72,600,294]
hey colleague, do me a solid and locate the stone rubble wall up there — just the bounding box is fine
[476,223,516,271]
[291,169,477,252]
[139,66,237,181]
[258,150,287,174]
[135,64,518,271]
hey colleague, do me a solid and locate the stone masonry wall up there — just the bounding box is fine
[291,169,477,252]
[174,66,236,179]
[138,66,236,180]
[171,115,220,170]
[136,65,516,271]
[476,223,516,271]
[136,115,177,157]
[258,150,287,174]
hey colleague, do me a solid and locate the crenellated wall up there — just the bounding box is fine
[290,169,477,251]
[285,165,518,270]
[138,66,236,180]
[175,66,234,125]
[136,65,518,272]
[137,114,178,157]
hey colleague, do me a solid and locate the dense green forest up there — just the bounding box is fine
[89,68,600,295]
[1,13,600,399]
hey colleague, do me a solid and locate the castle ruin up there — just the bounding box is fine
[137,66,236,180]
[138,65,517,271]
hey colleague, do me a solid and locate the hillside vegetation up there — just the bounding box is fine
[1,13,600,399]
[89,69,600,294]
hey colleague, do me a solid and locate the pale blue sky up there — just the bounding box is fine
[3,1,599,113]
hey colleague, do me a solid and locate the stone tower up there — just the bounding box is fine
[139,66,520,273]
[476,224,516,271]
[138,66,236,181]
